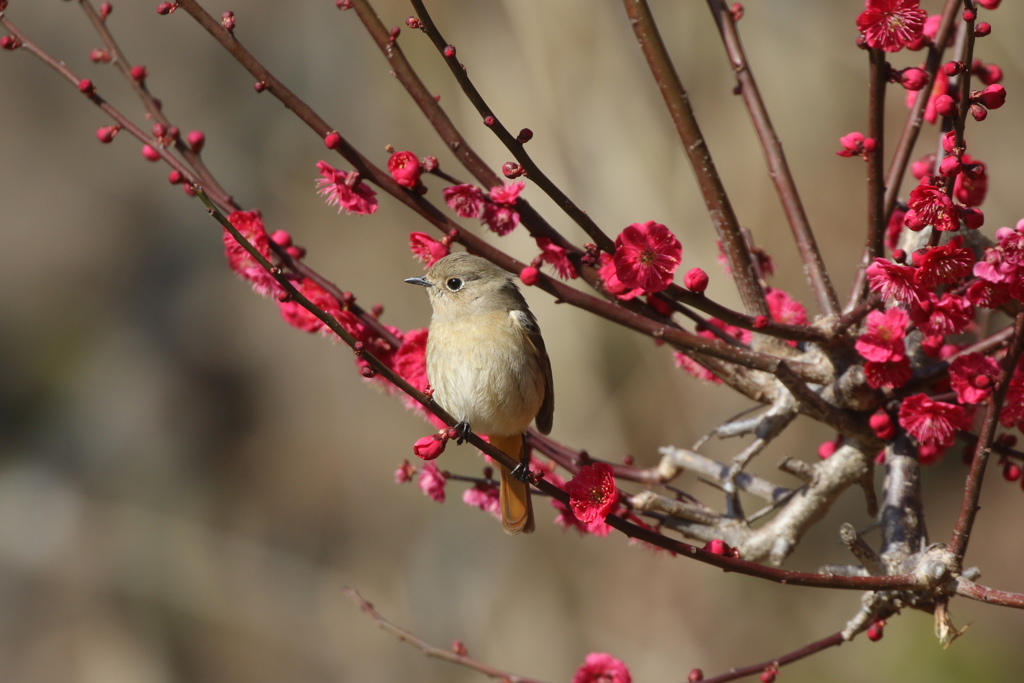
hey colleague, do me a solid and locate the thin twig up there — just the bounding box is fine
[343,587,551,683]
[700,631,846,683]
[408,0,616,254]
[705,0,839,318]
[949,310,1024,561]
[956,578,1024,610]
[619,0,767,318]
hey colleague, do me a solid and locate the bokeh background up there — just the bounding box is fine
[2,1,1024,681]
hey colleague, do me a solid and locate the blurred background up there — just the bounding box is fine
[1,1,1023,681]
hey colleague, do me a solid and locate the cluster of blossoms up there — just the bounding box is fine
[443,180,525,235]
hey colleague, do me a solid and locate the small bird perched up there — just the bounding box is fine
[405,253,553,534]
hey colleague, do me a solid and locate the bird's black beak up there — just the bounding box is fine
[404,276,432,287]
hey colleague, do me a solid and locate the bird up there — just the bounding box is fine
[405,252,553,534]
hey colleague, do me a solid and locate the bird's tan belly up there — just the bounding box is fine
[426,318,544,437]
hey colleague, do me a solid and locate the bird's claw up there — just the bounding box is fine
[453,421,471,445]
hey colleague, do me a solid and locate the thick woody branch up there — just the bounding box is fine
[705,0,840,318]
[619,0,768,318]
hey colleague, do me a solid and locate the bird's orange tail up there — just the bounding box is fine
[489,433,535,535]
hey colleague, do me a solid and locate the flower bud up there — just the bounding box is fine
[324,131,341,149]
[976,84,1006,110]
[939,155,962,177]
[413,433,447,460]
[187,130,205,153]
[130,64,148,82]
[519,266,540,286]
[683,267,709,293]
[443,45,456,58]
[974,22,991,37]
[934,94,957,117]
[899,67,928,91]
[96,125,119,143]
[141,144,160,161]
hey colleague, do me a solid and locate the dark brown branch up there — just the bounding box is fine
[882,0,962,220]
[949,311,1024,561]
[343,587,550,683]
[202,188,916,589]
[408,0,616,254]
[171,0,823,381]
[77,0,233,209]
[846,48,888,312]
[619,0,768,318]
[705,0,840,318]
[700,631,845,683]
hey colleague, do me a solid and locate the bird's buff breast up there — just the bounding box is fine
[426,312,545,437]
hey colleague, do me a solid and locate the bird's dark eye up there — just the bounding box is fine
[446,277,464,291]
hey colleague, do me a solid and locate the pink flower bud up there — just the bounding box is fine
[899,67,928,91]
[422,156,438,172]
[963,8,976,22]
[960,206,984,230]
[934,94,957,117]
[939,155,962,177]
[141,144,161,161]
[96,125,118,143]
[974,22,991,37]
[413,433,447,460]
[156,2,176,15]
[90,48,110,62]
[974,61,1003,85]
[730,4,743,21]
[387,150,422,188]
[443,45,456,58]
[286,245,306,260]
[270,230,292,247]
[395,460,415,483]
[976,84,1006,109]
[130,64,148,82]
[683,267,709,293]
[483,116,496,127]
[451,640,468,656]
[818,440,838,460]
[941,131,957,154]
[760,668,777,683]
[705,539,729,555]
[187,130,205,153]
[869,410,896,440]
[501,162,523,179]
[167,126,179,141]
[182,183,196,197]
[892,248,906,263]
[753,315,768,329]
[0,36,21,50]
[978,0,1001,8]
[100,2,112,19]
[78,78,95,95]
[405,17,422,29]
[254,80,267,93]
[324,131,341,149]
[942,61,962,77]
[969,103,988,121]
[168,170,183,184]
[221,11,235,32]
[867,621,885,642]
[688,669,705,682]
[862,137,877,152]
[519,266,540,286]
[517,128,534,143]
[1002,461,1022,482]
